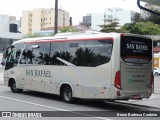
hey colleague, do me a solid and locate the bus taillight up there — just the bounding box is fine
[114,71,122,90]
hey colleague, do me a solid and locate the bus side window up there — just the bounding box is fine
[31,43,50,65]
[5,43,25,70]
[21,43,50,65]
[5,46,16,70]
[20,45,35,64]
[20,50,27,64]
[21,50,33,64]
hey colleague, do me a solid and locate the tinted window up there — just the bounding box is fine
[50,42,67,65]
[5,43,25,70]
[121,36,152,64]
[84,40,112,66]
[50,39,113,67]
[20,43,50,65]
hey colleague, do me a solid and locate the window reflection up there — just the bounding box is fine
[5,43,24,70]
[19,40,113,67]
[21,43,50,65]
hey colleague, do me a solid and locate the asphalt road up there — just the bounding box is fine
[0,85,160,120]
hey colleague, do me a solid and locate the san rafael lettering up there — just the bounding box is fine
[126,43,148,50]
[26,69,52,78]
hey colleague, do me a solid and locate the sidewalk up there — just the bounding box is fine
[117,93,160,109]
[0,67,4,85]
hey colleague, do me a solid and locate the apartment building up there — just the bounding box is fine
[22,8,70,35]
[90,8,139,31]
[0,15,10,32]
[82,14,91,28]
[0,14,21,33]
[0,15,23,53]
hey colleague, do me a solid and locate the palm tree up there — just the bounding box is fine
[50,51,72,65]
[73,48,95,66]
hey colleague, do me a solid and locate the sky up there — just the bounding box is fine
[0,0,144,25]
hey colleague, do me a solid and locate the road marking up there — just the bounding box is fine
[0,95,113,120]
[0,95,67,111]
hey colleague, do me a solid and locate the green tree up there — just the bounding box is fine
[142,9,160,24]
[59,26,79,33]
[133,13,141,23]
[99,18,119,32]
[22,33,54,38]
[122,22,160,35]
[121,23,141,34]
[99,18,128,33]
[137,22,160,34]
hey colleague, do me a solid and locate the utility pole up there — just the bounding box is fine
[54,0,58,35]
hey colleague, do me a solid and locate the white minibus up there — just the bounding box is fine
[4,32,153,103]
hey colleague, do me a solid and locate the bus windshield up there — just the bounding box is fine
[121,36,152,64]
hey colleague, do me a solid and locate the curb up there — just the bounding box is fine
[114,100,160,110]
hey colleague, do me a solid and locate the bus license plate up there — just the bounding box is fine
[131,95,141,99]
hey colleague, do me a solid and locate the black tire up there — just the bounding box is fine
[62,86,73,103]
[154,72,158,76]
[10,81,23,93]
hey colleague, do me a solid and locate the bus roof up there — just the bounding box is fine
[12,32,151,45]
[13,31,118,44]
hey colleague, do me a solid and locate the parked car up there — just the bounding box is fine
[154,67,160,76]
[1,58,5,66]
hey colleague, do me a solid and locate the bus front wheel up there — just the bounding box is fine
[10,80,23,93]
[62,86,73,103]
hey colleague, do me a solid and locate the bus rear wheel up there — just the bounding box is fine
[62,86,73,103]
[10,80,23,93]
